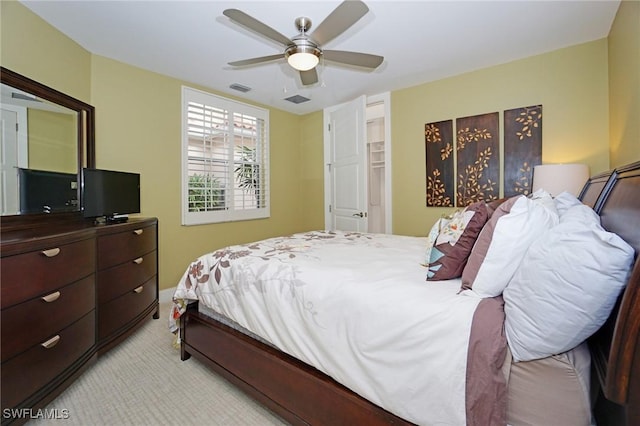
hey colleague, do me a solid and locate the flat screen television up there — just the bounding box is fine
[82,168,140,222]
[18,168,79,214]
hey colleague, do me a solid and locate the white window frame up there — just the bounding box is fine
[181,86,270,225]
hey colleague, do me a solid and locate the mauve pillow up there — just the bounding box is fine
[486,197,508,218]
[460,194,558,297]
[426,202,489,280]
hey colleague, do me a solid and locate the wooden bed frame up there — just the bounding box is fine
[180,161,640,426]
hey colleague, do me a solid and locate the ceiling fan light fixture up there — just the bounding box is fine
[287,52,319,71]
[285,42,321,71]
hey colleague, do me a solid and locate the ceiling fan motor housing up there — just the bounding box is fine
[285,36,322,62]
[295,16,313,33]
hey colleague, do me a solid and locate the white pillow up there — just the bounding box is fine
[560,201,600,224]
[530,188,558,217]
[460,195,559,298]
[554,191,583,218]
[504,204,634,362]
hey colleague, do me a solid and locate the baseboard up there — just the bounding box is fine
[159,287,176,304]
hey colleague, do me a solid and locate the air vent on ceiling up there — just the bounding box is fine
[229,83,251,93]
[284,95,310,104]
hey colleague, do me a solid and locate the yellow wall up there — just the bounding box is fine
[298,110,325,228]
[391,40,610,236]
[28,109,77,173]
[608,0,640,167]
[0,0,91,103]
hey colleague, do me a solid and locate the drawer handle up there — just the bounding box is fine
[41,291,61,303]
[41,248,61,257]
[133,286,144,294]
[41,335,61,349]
[133,229,144,235]
[133,257,144,265]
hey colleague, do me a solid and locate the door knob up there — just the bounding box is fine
[352,212,364,217]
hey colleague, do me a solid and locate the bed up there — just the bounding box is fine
[172,160,640,425]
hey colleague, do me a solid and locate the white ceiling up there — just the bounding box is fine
[20,0,620,115]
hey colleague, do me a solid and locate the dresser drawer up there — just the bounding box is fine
[1,311,95,409]
[1,238,95,309]
[97,225,156,270]
[98,276,157,340]
[1,275,95,363]
[97,251,157,304]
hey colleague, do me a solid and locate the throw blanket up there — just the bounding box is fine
[172,231,506,425]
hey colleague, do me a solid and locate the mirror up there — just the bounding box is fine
[0,67,95,217]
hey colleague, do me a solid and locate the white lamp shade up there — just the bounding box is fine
[287,52,319,71]
[532,163,590,197]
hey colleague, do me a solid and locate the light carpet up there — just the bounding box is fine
[29,303,286,426]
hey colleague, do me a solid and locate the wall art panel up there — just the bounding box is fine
[456,112,499,206]
[425,120,454,206]
[503,105,543,197]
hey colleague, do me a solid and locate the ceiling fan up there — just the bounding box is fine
[223,0,384,86]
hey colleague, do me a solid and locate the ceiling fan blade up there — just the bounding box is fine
[228,54,284,67]
[223,9,292,47]
[311,0,369,46]
[300,68,318,86]
[323,50,383,69]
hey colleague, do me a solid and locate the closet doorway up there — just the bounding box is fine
[323,92,391,233]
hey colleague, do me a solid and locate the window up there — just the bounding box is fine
[182,87,269,225]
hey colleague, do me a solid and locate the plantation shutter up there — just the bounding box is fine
[182,87,270,225]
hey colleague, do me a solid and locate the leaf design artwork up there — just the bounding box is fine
[425,123,442,143]
[515,106,542,140]
[262,246,297,260]
[440,143,452,160]
[457,147,497,206]
[302,231,336,241]
[185,260,210,289]
[212,239,309,280]
[342,232,374,241]
[427,169,452,206]
[513,161,532,195]
[456,127,492,151]
[210,250,234,285]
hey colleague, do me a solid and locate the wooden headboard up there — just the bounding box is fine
[578,168,615,208]
[584,161,640,425]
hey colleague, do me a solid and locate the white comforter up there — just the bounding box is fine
[173,231,483,425]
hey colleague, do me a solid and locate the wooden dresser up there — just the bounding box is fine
[0,217,158,424]
[96,219,158,352]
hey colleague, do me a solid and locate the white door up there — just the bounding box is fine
[324,96,367,231]
[1,108,20,215]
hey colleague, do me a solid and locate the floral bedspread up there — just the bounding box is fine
[171,230,489,425]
